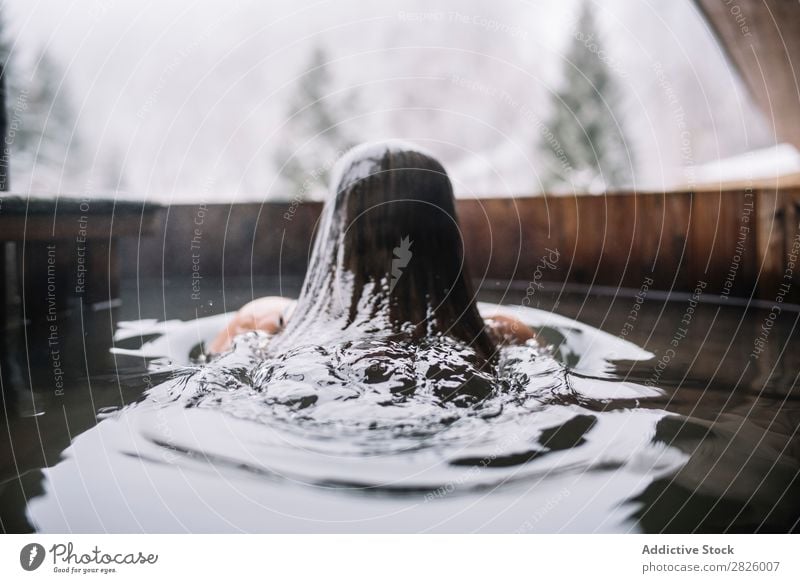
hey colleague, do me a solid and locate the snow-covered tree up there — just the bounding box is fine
[0,12,85,194]
[0,13,12,191]
[273,46,359,199]
[10,49,85,190]
[540,1,633,192]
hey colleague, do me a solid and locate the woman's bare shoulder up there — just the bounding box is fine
[236,296,295,320]
[208,296,295,353]
[484,313,536,345]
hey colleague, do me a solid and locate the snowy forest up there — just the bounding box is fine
[0,0,775,201]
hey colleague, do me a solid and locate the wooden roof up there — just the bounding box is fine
[695,0,800,149]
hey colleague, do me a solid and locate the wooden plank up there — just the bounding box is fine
[0,242,6,323]
[115,190,799,304]
[649,191,694,292]
[84,239,119,305]
[600,192,638,288]
[0,196,161,240]
[518,196,559,281]
[688,189,757,298]
[0,213,159,240]
[17,241,74,317]
[460,198,523,282]
[754,188,787,299]
[666,191,695,291]
[574,195,607,286]
[782,188,800,293]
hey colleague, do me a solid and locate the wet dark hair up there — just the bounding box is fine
[274,141,496,362]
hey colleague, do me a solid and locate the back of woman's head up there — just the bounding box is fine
[278,141,495,361]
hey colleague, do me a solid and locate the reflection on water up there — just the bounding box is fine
[2,289,799,533]
[0,284,800,532]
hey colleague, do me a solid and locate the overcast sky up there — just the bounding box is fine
[0,0,773,200]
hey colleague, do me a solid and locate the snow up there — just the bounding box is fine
[690,143,800,186]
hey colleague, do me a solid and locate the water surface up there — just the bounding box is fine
[3,282,798,533]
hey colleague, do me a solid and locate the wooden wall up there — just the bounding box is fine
[121,188,800,303]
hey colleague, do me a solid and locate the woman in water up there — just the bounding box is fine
[209,141,533,367]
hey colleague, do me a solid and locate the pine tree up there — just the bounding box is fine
[11,49,85,189]
[0,13,84,193]
[0,13,11,191]
[540,1,633,192]
[274,46,357,199]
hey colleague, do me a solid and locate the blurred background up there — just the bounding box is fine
[0,0,795,202]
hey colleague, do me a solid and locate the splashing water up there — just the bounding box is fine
[28,303,692,533]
